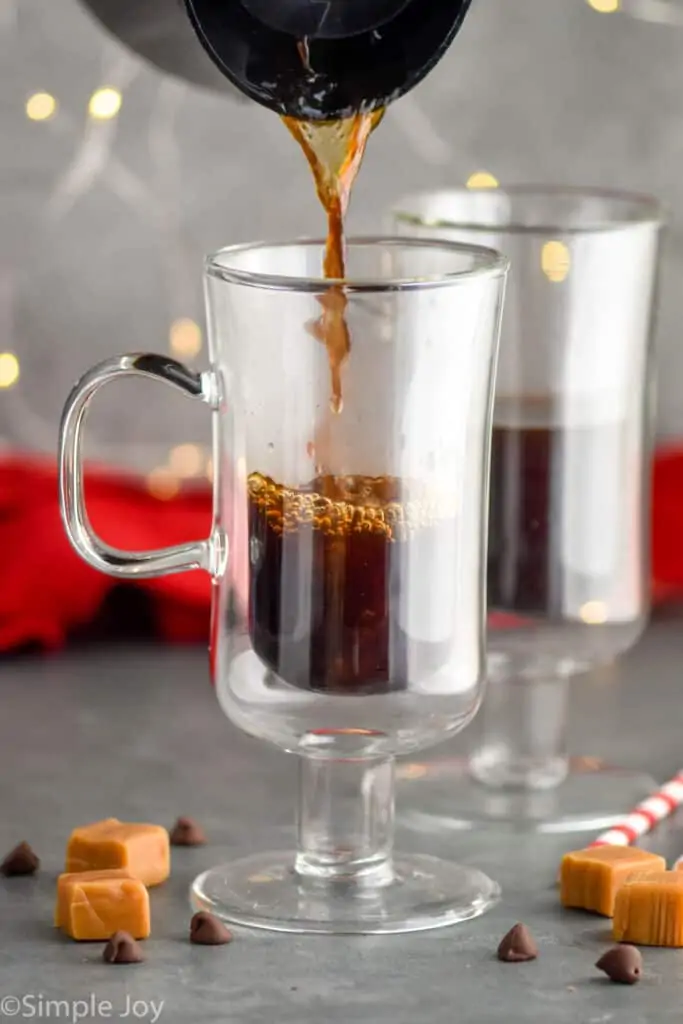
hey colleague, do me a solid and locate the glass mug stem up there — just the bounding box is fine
[296,753,395,885]
[468,675,570,791]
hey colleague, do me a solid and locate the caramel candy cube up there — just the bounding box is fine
[66,818,170,887]
[613,872,683,946]
[55,870,150,941]
[560,846,666,917]
[55,869,131,928]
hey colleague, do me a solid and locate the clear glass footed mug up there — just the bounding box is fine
[392,188,663,833]
[58,237,508,935]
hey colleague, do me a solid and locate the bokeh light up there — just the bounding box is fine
[466,171,499,189]
[541,240,571,283]
[169,444,204,478]
[579,601,608,624]
[146,468,180,501]
[88,88,123,120]
[26,93,57,122]
[170,318,203,358]
[0,353,20,388]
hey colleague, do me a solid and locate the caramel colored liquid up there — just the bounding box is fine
[248,471,454,694]
[282,111,383,413]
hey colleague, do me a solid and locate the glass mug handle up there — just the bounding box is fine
[58,352,224,578]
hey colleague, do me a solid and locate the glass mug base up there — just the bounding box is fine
[396,758,657,834]
[190,852,501,935]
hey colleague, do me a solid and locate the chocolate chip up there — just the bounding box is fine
[169,816,206,847]
[596,945,642,985]
[190,911,233,945]
[1,841,39,876]
[497,923,538,962]
[102,931,144,965]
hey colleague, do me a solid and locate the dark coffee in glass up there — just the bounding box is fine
[248,472,456,694]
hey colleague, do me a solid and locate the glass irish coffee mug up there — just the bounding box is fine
[392,188,663,833]
[58,237,508,934]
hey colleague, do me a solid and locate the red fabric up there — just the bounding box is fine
[0,456,213,651]
[0,448,681,653]
[651,446,683,605]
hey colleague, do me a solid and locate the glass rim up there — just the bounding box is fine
[205,235,509,293]
[392,185,665,236]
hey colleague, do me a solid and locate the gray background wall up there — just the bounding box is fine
[1,0,682,476]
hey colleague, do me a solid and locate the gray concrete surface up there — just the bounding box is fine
[0,621,682,1023]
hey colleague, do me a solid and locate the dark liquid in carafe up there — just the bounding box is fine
[248,472,452,694]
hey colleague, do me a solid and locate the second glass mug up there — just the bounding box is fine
[392,188,663,833]
[58,237,508,934]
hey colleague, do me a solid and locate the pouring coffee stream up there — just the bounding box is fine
[283,110,383,415]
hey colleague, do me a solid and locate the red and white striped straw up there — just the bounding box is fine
[586,770,683,848]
